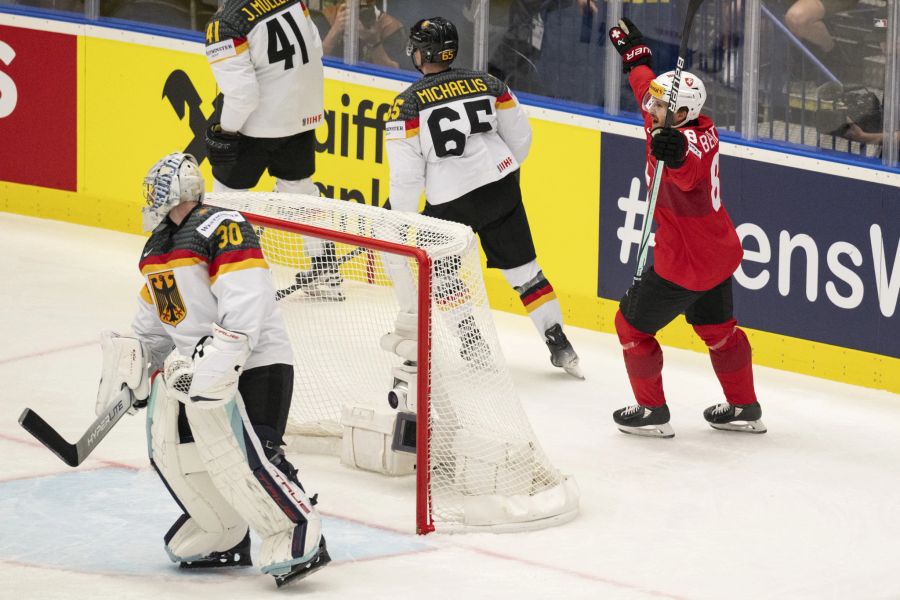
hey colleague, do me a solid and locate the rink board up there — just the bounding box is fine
[0,9,897,393]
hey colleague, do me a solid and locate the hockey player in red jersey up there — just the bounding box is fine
[607,18,765,437]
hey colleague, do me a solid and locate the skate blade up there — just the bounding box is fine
[563,364,585,380]
[179,554,252,569]
[274,539,331,589]
[709,419,767,434]
[617,422,675,438]
[304,289,346,302]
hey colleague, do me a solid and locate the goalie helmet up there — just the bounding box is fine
[406,17,458,71]
[642,70,707,124]
[141,152,205,232]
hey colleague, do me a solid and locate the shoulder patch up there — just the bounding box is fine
[385,118,419,141]
[206,37,248,63]
[196,210,246,238]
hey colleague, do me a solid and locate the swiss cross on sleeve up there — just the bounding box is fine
[611,29,624,44]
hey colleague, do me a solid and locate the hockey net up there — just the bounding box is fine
[207,192,578,534]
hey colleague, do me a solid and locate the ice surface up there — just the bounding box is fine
[1,213,898,600]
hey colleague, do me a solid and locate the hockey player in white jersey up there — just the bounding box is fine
[204,0,341,299]
[95,153,329,587]
[384,17,582,378]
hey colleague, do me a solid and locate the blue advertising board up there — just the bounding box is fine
[598,131,899,358]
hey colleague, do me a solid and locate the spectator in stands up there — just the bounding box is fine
[487,0,546,94]
[780,0,863,78]
[312,0,406,69]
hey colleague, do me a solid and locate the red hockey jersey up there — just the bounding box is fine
[630,66,743,292]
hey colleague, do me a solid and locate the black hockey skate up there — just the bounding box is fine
[179,531,252,569]
[292,256,344,301]
[276,245,345,302]
[274,536,331,588]
[704,401,767,434]
[544,324,584,379]
[613,404,674,438]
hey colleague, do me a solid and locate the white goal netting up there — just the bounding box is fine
[207,192,578,533]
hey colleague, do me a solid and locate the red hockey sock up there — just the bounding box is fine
[615,309,666,408]
[692,319,758,406]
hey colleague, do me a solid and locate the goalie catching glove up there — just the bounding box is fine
[188,323,252,408]
[608,18,652,73]
[96,331,151,416]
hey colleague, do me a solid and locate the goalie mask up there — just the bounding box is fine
[642,70,707,125]
[406,17,458,72]
[142,153,205,232]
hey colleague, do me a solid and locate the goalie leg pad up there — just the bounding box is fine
[147,377,249,563]
[97,331,150,416]
[184,394,324,576]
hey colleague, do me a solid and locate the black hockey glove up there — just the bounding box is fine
[650,126,688,169]
[205,123,242,167]
[608,18,652,73]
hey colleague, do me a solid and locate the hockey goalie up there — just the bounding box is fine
[94,152,329,587]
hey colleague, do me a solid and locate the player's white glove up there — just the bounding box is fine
[188,324,251,409]
[96,331,151,416]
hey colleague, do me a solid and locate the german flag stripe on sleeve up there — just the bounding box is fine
[405,117,420,138]
[496,91,517,110]
[140,249,207,275]
[209,248,268,284]
[520,282,556,313]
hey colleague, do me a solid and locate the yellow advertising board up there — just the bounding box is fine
[0,16,896,394]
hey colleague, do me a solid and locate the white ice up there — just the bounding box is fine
[1,212,899,600]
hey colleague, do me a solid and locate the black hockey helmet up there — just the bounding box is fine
[406,17,458,70]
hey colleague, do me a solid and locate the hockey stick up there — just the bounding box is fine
[18,386,134,467]
[275,246,367,301]
[628,0,706,316]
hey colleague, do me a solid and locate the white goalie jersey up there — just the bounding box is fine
[132,205,293,372]
[205,0,324,138]
[385,68,532,213]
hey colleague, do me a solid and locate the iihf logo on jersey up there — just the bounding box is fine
[148,270,187,326]
[162,69,221,163]
[303,114,324,127]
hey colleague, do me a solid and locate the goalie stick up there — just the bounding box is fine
[18,386,134,467]
[275,246,367,301]
[628,0,706,318]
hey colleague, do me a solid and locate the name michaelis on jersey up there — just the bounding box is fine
[415,77,489,105]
